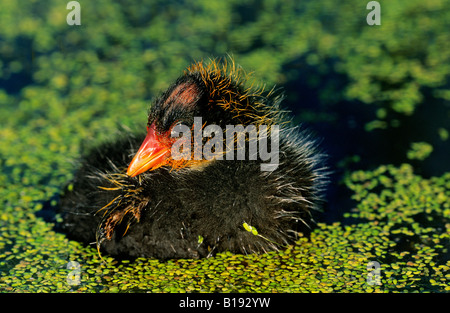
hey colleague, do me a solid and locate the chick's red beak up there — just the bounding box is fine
[127,124,171,177]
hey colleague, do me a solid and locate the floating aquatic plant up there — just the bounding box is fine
[0,163,448,292]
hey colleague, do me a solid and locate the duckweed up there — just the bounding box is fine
[2,163,448,293]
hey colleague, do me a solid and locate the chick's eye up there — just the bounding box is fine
[169,120,182,134]
[171,120,183,128]
[170,120,192,139]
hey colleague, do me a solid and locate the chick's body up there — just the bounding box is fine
[59,60,325,260]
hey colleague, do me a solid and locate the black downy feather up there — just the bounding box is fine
[58,59,327,260]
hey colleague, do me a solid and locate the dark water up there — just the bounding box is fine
[280,59,450,224]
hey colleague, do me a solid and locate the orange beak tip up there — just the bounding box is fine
[127,149,170,177]
[126,124,171,177]
[126,167,137,177]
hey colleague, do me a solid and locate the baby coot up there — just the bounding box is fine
[59,59,326,260]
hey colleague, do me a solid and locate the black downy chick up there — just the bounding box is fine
[59,59,326,260]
